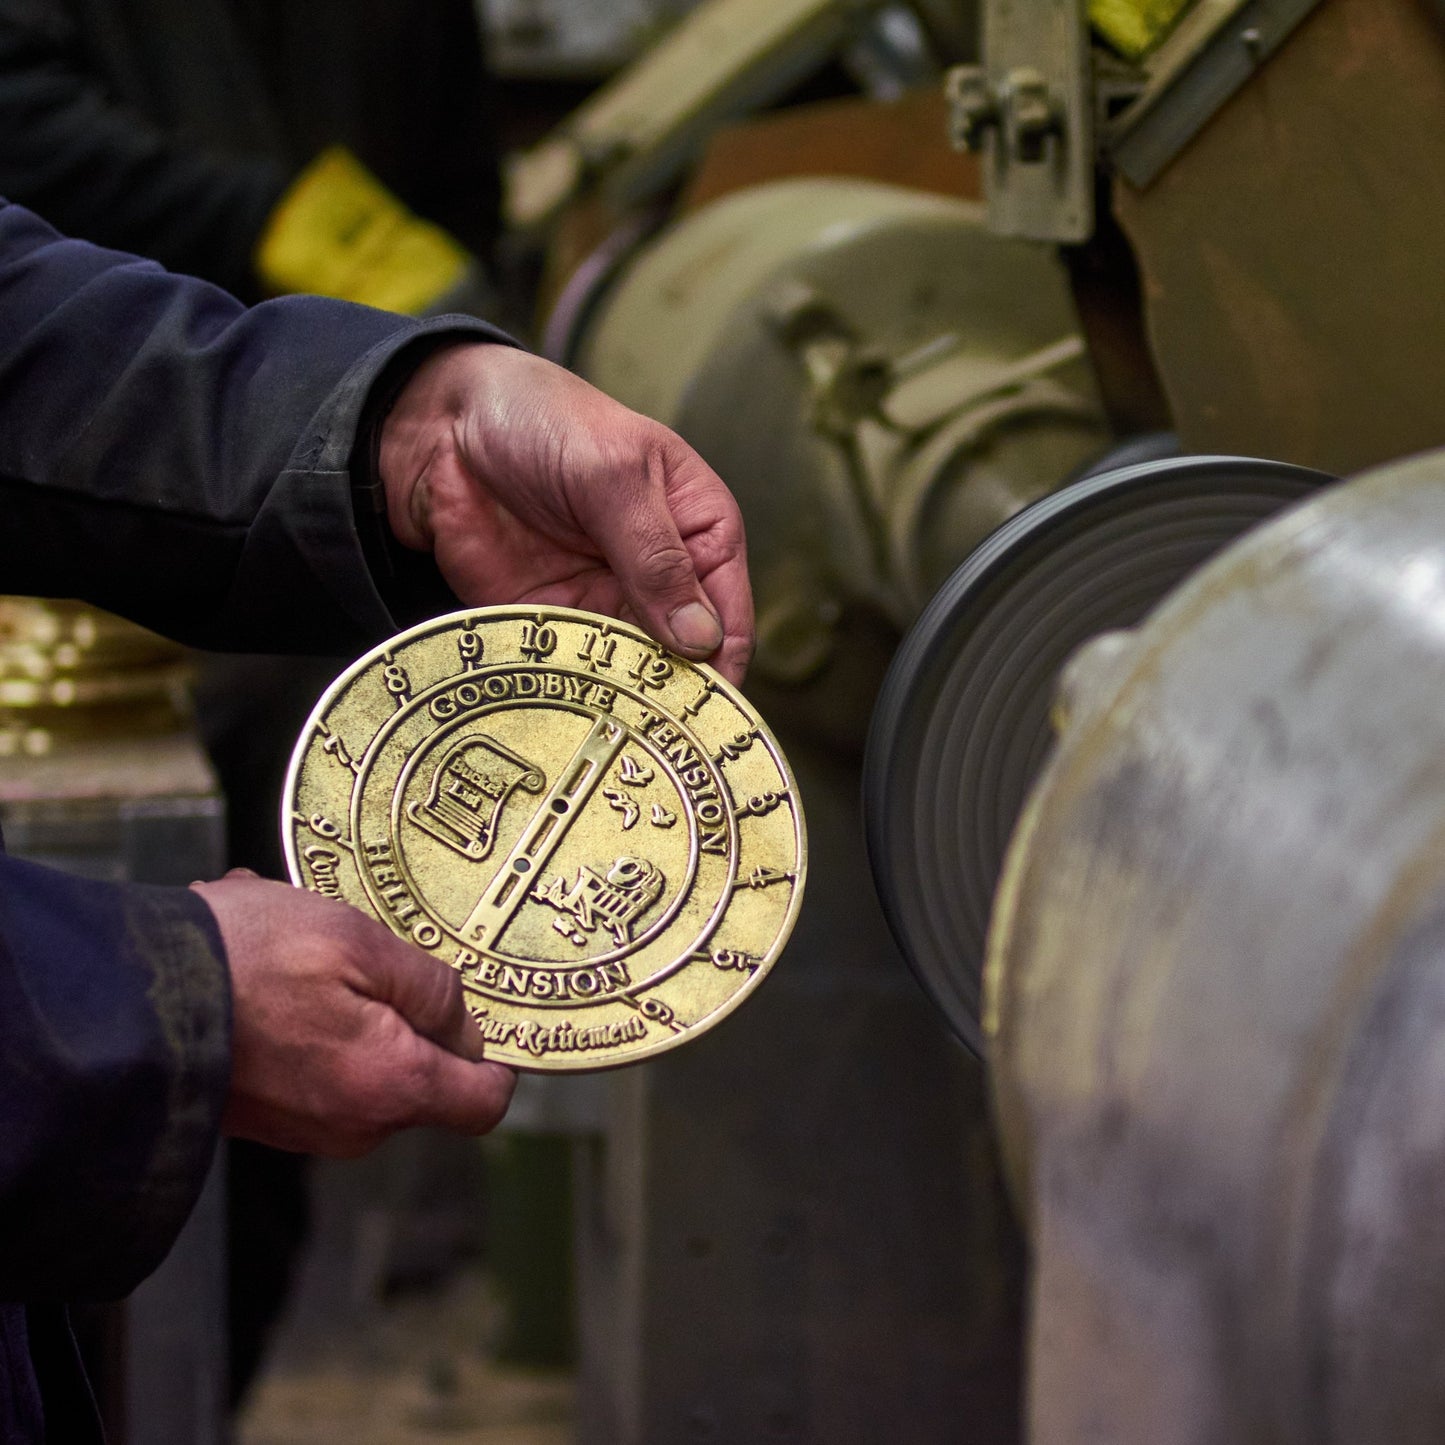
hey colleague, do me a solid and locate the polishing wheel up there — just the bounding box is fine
[863,454,1334,1055]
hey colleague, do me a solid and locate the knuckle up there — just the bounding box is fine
[417,956,464,1022]
[352,1068,415,1137]
[636,540,696,594]
[487,1066,520,1117]
[393,1049,442,1121]
[330,905,378,968]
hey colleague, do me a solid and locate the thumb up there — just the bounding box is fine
[580,445,725,663]
[358,930,487,1063]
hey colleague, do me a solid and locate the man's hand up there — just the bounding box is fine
[192,871,515,1157]
[379,344,754,684]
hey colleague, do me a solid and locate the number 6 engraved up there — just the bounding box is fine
[640,997,683,1032]
[622,994,686,1033]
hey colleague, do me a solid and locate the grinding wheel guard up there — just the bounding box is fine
[863,454,1332,1054]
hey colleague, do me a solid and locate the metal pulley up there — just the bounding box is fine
[862,453,1330,1053]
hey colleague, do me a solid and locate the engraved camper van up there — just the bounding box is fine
[408,735,545,860]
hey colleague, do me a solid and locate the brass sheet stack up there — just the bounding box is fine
[0,598,190,755]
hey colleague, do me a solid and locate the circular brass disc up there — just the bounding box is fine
[282,606,806,1071]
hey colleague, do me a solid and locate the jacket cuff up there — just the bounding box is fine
[263,316,521,647]
[114,884,233,1292]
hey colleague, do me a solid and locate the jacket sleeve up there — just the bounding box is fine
[0,858,230,1299]
[0,200,514,655]
[0,201,519,1300]
[0,0,287,299]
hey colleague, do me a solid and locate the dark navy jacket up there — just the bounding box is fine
[0,199,505,1439]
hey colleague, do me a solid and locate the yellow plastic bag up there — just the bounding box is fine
[256,146,470,314]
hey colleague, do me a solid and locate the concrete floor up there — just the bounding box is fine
[235,1140,575,1445]
[237,1263,574,1445]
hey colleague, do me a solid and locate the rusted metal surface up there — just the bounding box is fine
[679,87,976,213]
[987,451,1445,1443]
[1103,0,1326,187]
[1113,0,1445,475]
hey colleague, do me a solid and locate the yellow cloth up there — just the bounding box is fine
[1089,0,1193,59]
[255,146,469,314]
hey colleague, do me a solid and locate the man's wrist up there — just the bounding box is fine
[374,339,506,553]
[352,330,515,568]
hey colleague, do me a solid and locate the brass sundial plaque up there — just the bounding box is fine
[283,607,806,1071]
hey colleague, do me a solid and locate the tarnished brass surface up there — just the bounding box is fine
[283,607,806,1072]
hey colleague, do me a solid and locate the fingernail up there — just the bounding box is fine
[668,602,722,655]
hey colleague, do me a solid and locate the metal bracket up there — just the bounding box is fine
[946,0,1092,242]
[506,0,889,229]
[1104,0,1327,188]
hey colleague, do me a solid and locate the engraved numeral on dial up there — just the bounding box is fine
[681,680,715,718]
[577,630,616,671]
[382,661,412,705]
[639,996,685,1033]
[457,628,484,669]
[715,731,757,763]
[305,812,342,840]
[627,650,673,690]
[691,947,759,973]
[735,866,795,891]
[738,789,789,818]
[319,726,360,775]
[616,992,686,1033]
[519,620,558,660]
